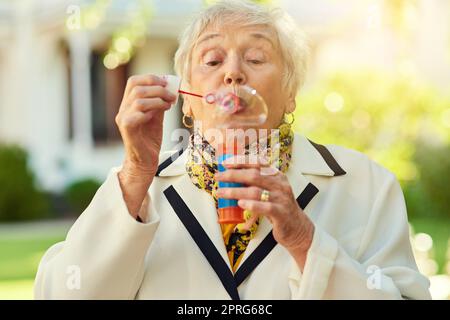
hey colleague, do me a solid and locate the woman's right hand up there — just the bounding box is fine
[115,74,177,218]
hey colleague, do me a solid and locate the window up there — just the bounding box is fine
[90,51,128,145]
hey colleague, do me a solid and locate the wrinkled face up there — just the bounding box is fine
[184,23,294,144]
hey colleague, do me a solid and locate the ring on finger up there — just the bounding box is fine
[260,189,270,202]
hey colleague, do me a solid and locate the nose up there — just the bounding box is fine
[223,56,246,86]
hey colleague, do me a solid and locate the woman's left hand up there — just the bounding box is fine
[215,156,315,269]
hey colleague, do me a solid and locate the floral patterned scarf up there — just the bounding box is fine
[185,123,294,272]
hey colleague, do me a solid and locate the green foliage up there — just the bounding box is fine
[0,145,50,221]
[295,70,450,219]
[63,178,101,215]
[410,216,450,274]
[405,142,450,219]
[79,0,154,69]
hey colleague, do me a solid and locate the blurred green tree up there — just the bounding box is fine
[0,145,50,221]
[63,179,102,215]
[406,142,450,219]
[294,70,450,219]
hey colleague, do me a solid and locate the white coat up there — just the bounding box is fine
[34,133,431,299]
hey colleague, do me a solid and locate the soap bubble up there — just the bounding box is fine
[203,85,268,128]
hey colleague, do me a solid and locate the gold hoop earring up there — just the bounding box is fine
[182,114,194,128]
[284,112,295,125]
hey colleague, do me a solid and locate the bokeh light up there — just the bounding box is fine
[324,92,344,113]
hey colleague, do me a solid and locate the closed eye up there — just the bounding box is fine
[248,59,263,65]
[206,60,221,67]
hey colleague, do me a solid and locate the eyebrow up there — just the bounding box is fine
[196,33,223,46]
[249,32,276,48]
[195,31,276,48]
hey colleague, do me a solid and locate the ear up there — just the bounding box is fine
[285,96,296,114]
[181,81,193,116]
[182,98,193,116]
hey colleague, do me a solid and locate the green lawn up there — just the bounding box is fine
[0,236,65,282]
[0,220,70,300]
[0,217,448,300]
[0,235,66,300]
[0,279,35,300]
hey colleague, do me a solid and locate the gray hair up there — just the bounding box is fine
[174,0,309,98]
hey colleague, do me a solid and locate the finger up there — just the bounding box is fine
[237,199,279,218]
[239,211,261,231]
[124,74,167,97]
[130,85,177,103]
[116,110,155,130]
[131,98,172,113]
[221,155,270,169]
[215,168,280,189]
[216,186,263,201]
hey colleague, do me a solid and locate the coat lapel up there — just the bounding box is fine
[158,133,346,299]
[171,174,230,266]
[163,182,239,300]
[234,134,338,271]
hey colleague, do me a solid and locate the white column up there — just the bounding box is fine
[2,0,34,145]
[68,31,94,152]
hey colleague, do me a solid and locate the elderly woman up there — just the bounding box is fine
[35,0,430,300]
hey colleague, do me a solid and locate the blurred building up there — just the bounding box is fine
[0,0,449,192]
[0,0,204,191]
